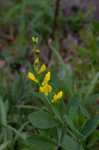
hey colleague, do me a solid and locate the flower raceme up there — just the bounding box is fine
[28,71,63,102]
[28,72,38,83]
[28,36,63,103]
[52,91,63,103]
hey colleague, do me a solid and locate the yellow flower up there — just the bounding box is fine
[34,57,39,64]
[39,84,52,95]
[52,91,63,103]
[32,49,40,53]
[32,37,38,43]
[39,64,46,74]
[28,72,38,83]
[43,72,51,85]
[35,49,40,53]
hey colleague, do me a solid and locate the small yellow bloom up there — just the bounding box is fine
[52,91,63,103]
[35,49,40,53]
[32,49,40,53]
[34,57,39,64]
[39,84,52,95]
[28,72,38,83]
[32,37,38,43]
[39,64,46,74]
[43,72,51,84]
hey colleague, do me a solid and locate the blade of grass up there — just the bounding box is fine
[86,72,99,97]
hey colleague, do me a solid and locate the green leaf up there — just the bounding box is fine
[0,98,7,125]
[92,20,99,33]
[51,46,73,94]
[86,72,99,97]
[81,116,99,140]
[66,95,80,113]
[61,133,83,150]
[28,110,59,129]
[32,91,52,111]
[63,115,82,137]
[0,97,8,142]
[25,134,56,150]
[74,46,88,57]
[87,130,99,148]
[79,105,90,118]
[81,94,99,105]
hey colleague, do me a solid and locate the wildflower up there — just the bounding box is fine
[34,57,39,64]
[28,72,38,83]
[32,37,38,43]
[32,49,40,53]
[39,64,46,74]
[39,84,52,95]
[52,91,63,103]
[43,72,51,85]
[35,49,40,53]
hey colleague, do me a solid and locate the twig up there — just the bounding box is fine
[51,0,61,40]
[48,0,61,60]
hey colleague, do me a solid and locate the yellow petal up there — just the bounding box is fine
[57,91,63,99]
[32,49,40,53]
[34,57,39,64]
[39,86,44,93]
[45,84,52,93]
[35,49,40,53]
[32,37,38,43]
[43,72,50,84]
[39,64,46,74]
[28,72,38,83]
[39,84,52,95]
[52,91,63,103]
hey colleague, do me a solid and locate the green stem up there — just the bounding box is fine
[46,97,64,125]
[15,105,40,110]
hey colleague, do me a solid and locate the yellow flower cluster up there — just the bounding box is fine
[28,71,52,96]
[28,70,63,102]
[28,37,63,103]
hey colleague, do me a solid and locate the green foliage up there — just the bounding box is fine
[28,110,59,129]
[0,58,99,150]
[27,93,99,150]
[1,0,56,54]
[0,4,99,149]
[72,26,99,96]
[64,11,85,33]
[24,134,56,150]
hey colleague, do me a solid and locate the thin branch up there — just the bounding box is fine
[51,0,61,40]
